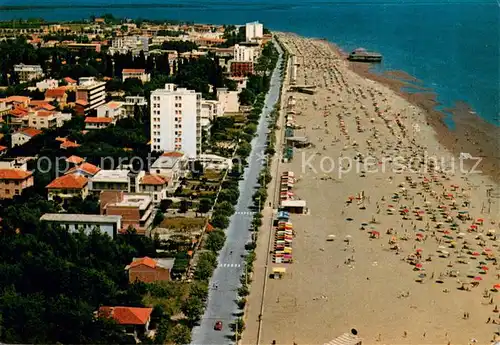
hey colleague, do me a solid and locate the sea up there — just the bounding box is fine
[1,0,499,126]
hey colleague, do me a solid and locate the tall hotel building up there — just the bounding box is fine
[150,84,201,158]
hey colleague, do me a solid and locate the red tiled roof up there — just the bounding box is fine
[122,68,146,73]
[35,110,55,117]
[0,169,32,180]
[98,307,153,325]
[46,173,88,189]
[66,155,84,164]
[162,151,184,157]
[67,162,101,176]
[64,77,77,84]
[140,174,166,185]
[45,87,66,98]
[9,107,29,117]
[20,128,42,138]
[127,257,157,269]
[30,100,56,111]
[6,96,30,104]
[60,140,80,149]
[85,117,113,124]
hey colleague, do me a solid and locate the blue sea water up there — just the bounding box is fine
[1,0,499,126]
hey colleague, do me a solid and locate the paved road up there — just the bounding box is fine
[191,40,284,345]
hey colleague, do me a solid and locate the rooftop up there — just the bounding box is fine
[125,256,175,270]
[67,162,101,176]
[98,306,153,325]
[0,168,33,180]
[140,174,167,185]
[85,117,113,124]
[46,174,88,189]
[151,155,183,170]
[91,169,129,183]
[40,213,121,224]
[18,128,42,138]
[122,68,146,73]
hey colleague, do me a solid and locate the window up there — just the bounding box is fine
[15,189,19,195]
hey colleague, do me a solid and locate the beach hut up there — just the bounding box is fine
[272,267,286,279]
[277,211,289,221]
[281,199,307,214]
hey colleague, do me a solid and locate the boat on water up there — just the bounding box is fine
[348,48,382,62]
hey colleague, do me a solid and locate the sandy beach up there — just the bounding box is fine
[243,33,500,345]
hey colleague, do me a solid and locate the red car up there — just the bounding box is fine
[214,321,223,331]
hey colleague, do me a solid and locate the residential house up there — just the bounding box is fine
[46,173,89,201]
[89,169,144,194]
[0,98,12,117]
[100,191,155,235]
[65,155,84,166]
[150,152,187,191]
[139,174,168,203]
[122,96,147,118]
[40,213,121,239]
[66,162,101,178]
[14,64,44,82]
[125,257,174,283]
[28,110,71,129]
[0,168,34,199]
[11,128,42,147]
[59,138,81,150]
[5,107,30,128]
[122,69,150,84]
[44,87,68,107]
[194,153,233,171]
[29,100,56,112]
[36,79,59,91]
[63,77,77,87]
[84,116,114,130]
[96,101,124,120]
[98,306,153,337]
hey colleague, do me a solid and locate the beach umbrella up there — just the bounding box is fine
[345,235,352,238]
[472,252,480,256]
[416,233,424,238]
[416,248,423,253]
[418,273,426,278]
[494,284,500,290]
[470,225,478,230]
[415,263,423,269]
[473,276,483,281]
[444,230,451,234]
[481,266,489,271]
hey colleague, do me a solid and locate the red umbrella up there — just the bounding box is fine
[470,225,478,229]
[402,209,409,213]
[415,263,423,269]
[494,284,500,289]
[481,266,489,271]
[416,233,424,238]
[416,248,423,253]
[417,210,425,215]
[472,252,480,256]
[473,276,483,281]
[443,230,451,234]
[484,248,492,252]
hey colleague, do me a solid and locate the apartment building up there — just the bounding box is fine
[150,83,202,158]
[0,168,34,199]
[245,21,264,42]
[234,44,256,62]
[122,69,151,84]
[14,64,44,83]
[89,169,145,194]
[109,35,149,56]
[40,213,122,239]
[200,99,221,129]
[76,77,106,111]
[122,96,147,118]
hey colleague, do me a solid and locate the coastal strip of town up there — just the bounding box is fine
[243,32,500,345]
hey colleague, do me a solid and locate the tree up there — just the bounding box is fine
[178,200,189,213]
[194,252,216,281]
[153,211,164,227]
[218,188,239,205]
[214,201,234,217]
[169,324,191,345]
[205,229,226,252]
[181,296,204,325]
[210,214,229,230]
[189,281,208,302]
[197,198,212,215]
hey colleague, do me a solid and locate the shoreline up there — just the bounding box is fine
[348,61,500,183]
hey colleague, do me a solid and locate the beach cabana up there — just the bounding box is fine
[277,211,289,220]
[272,267,286,279]
[281,199,307,214]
